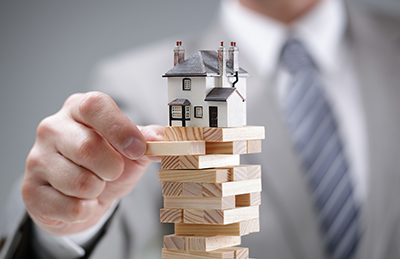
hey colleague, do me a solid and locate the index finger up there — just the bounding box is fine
[65,92,146,160]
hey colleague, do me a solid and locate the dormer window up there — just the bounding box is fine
[182,78,191,91]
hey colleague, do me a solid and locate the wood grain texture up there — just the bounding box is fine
[203,126,265,142]
[160,208,183,223]
[203,179,262,197]
[184,209,204,224]
[145,141,205,156]
[161,155,240,170]
[164,196,236,210]
[246,140,262,154]
[164,235,185,250]
[204,206,259,225]
[235,192,261,207]
[164,127,203,141]
[159,169,230,183]
[175,219,260,236]
[163,182,183,196]
[219,247,249,259]
[224,165,261,181]
[162,248,234,259]
[206,141,247,155]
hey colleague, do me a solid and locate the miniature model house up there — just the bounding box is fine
[163,41,249,128]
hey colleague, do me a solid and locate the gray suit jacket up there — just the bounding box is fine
[1,2,400,259]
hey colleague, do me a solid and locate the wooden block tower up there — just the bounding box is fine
[146,41,265,259]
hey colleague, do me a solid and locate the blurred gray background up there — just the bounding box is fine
[0,0,399,223]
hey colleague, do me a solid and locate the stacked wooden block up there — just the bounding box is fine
[145,126,265,259]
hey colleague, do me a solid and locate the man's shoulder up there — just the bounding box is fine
[347,1,400,35]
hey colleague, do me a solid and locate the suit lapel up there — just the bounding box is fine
[346,3,400,258]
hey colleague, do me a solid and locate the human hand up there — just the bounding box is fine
[22,92,163,236]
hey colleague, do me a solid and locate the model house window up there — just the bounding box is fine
[185,106,190,119]
[194,106,203,118]
[182,78,191,91]
[171,106,182,119]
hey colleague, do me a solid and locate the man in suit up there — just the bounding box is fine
[1,0,400,258]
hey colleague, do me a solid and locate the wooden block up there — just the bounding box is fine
[164,127,203,141]
[160,208,183,223]
[224,165,261,181]
[145,141,205,156]
[236,192,261,207]
[184,209,204,224]
[164,235,185,250]
[162,248,234,259]
[175,219,260,236]
[183,183,203,197]
[163,182,183,196]
[203,179,262,197]
[164,196,235,210]
[206,141,247,155]
[162,247,249,259]
[203,126,265,142]
[246,165,262,179]
[159,169,230,183]
[204,206,259,225]
[161,155,240,170]
[246,140,262,154]
[219,247,249,259]
[184,236,241,252]
[228,166,248,181]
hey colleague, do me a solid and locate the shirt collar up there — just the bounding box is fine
[220,0,347,76]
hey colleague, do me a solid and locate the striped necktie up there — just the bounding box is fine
[281,39,361,259]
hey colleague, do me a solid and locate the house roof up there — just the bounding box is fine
[168,98,191,106]
[204,87,245,102]
[163,50,249,77]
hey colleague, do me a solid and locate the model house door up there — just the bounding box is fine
[209,106,218,127]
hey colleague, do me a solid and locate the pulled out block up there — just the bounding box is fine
[161,155,240,170]
[175,218,260,236]
[164,235,241,252]
[164,127,203,141]
[159,169,230,183]
[203,126,265,142]
[164,196,236,210]
[145,141,205,156]
[162,247,249,259]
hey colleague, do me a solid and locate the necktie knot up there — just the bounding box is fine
[281,39,317,75]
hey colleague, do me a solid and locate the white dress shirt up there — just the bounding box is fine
[33,0,368,257]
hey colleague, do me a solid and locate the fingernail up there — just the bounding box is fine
[124,137,146,159]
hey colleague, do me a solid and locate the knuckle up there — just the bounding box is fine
[21,181,35,205]
[77,133,103,164]
[69,199,88,221]
[25,149,42,174]
[36,116,56,140]
[73,170,104,198]
[78,92,111,120]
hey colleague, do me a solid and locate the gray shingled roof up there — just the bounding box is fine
[168,98,191,106]
[163,51,249,77]
[205,87,245,102]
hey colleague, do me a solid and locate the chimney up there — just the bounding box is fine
[218,41,227,87]
[174,41,185,66]
[228,42,239,72]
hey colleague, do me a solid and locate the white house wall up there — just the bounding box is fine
[167,76,247,128]
[227,93,245,127]
[168,77,209,127]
